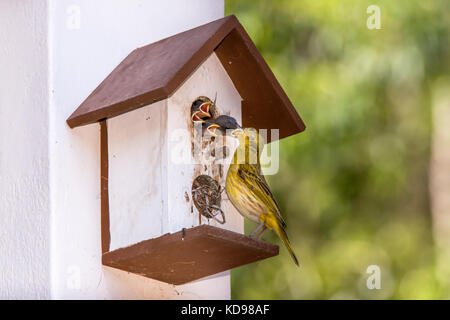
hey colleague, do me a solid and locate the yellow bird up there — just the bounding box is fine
[206,115,299,266]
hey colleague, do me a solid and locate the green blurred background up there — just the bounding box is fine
[226,0,450,299]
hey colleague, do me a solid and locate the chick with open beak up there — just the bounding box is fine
[191,97,213,122]
[203,115,242,137]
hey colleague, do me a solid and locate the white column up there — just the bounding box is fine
[1,0,227,299]
[0,0,51,299]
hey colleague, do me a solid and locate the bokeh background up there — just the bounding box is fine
[227,0,450,299]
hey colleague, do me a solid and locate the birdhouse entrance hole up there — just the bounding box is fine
[190,96,217,123]
[192,175,225,224]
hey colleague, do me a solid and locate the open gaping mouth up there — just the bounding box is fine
[191,101,212,122]
[207,123,220,136]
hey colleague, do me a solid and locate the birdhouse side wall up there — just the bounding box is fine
[107,100,167,251]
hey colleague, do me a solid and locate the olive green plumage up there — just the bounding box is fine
[225,127,299,266]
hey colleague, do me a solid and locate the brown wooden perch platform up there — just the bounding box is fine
[102,225,279,285]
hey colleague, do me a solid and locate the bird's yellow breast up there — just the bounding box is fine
[226,165,266,224]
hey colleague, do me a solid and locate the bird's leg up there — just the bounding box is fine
[256,226,267,240]
[202,204,226,224]
[249,222,264,238]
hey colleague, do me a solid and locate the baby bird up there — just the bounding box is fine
[207,115,299,266]
[191,97,213,122]
[203,115,241,136]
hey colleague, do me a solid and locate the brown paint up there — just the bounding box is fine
[102,225,279,285]
[100,120,111,254]
[215,27,306,142]
[66,15,305,141]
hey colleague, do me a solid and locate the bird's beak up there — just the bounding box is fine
[191,111,205,122]
[231,127,244,137]
[207,123,220,136]
[199,101,212,118]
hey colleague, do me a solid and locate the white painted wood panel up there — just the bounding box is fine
[108,101,167,251]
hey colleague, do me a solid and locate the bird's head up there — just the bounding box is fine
[191,97,212,122]
[205,115,243,137]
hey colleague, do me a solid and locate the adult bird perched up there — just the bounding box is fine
[191,96,213,122]
[205,115,299,266]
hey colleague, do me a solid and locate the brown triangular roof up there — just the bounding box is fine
[67,15,305,140]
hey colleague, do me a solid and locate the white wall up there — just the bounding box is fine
[0,0,226,299]
[0,1,51,299]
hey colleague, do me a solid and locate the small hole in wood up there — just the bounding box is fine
[191,175,225,224]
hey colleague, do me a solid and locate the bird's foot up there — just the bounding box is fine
[249,222,265,238]
[256,226,267,239]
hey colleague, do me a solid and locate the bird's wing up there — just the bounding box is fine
[238,163,287,228]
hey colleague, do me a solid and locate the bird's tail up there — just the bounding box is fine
[274,224,299,267]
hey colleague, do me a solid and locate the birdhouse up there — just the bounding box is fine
[67,15,305,285]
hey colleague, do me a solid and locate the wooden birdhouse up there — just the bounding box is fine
[67,15,305,285]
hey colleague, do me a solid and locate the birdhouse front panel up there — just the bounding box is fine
[166,52,244,235]
[107,52,243,251]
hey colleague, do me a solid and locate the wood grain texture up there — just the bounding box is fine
[100,120,111,254]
